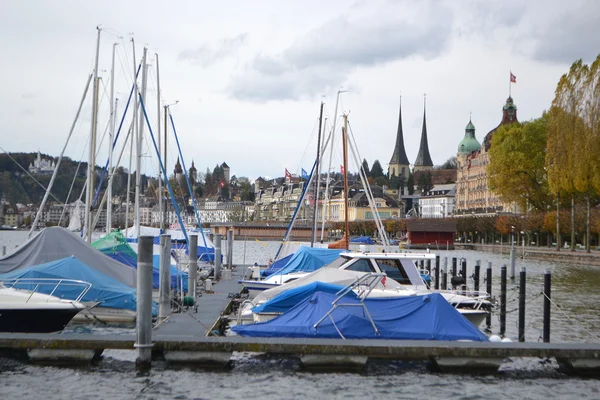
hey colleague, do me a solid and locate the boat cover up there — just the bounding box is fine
[233,291,488,341]
[252,282,350,314]
[0,256,154,313]
[271,247,346,276]
[0,227,137,287]
[350,236,375,245]
[92,232,187,291]
[263,253,294,277]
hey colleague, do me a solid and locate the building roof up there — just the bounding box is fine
[389,99,410,166]
[414,104,434,167]
[483,96,519,151]
[458,118,481,155]
[406,219,456,233]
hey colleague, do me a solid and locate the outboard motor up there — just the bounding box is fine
[451,275,466,290]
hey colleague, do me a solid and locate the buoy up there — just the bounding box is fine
[489,335,502,342]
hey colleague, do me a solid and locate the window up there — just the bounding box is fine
[345,259,374,273]
[374,259,410,284]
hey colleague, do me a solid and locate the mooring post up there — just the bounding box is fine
[426,259,431,276]
[500,264,507,337]
[434,256,440,290]
[158,234,171,321]
[486,261,492,329]
[474,260,480,292]
[543,269,551,343]
[135,236,154,368]
[461,259,467,279]
[442,257,448,290]
[226,229,233,268]
[2,245,5,256]
[510,247,516,280]
[452,257,457,277]
[214,233,222,280]
[518,266,526,342]
[189,235,198,300]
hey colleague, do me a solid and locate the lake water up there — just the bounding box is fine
[1,231,599,399]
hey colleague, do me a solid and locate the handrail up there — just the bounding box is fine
[1,278,92,303]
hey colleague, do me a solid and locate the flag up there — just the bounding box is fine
[220,181,225,188]
[285,168,292,179]
[301,168,308,179]
[381,275,387,287]
[510,72,516,83]
[340,165,345,174]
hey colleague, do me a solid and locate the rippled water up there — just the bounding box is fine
[1,231,600,398]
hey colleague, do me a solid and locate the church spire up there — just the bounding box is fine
[388,96,410,178]
[414,94,433,171]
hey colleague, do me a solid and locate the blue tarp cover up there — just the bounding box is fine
[252,282,350,314]
[233,291,488,341]
[272,247,345,276]
[350,236,375,245]
[0,256,154,314]
[263,253,294,277]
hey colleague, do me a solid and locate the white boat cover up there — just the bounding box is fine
[0,226,137,287]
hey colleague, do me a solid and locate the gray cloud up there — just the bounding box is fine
[178,33,247,67]
[228,3,454,101]
[530,1,600,64]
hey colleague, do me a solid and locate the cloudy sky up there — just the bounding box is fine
[1,0,599,182]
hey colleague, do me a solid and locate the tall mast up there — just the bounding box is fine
[125,36,137,236]
[107,42,117,234]
[311,101,324,246]
[156,53,162,230]
[342,114,349,250]
[162,105,168,230]
[135,47,148,238]
[85,27,101,243]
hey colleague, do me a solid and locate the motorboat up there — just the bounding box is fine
[0,278,89,333]
[239,251,492,327]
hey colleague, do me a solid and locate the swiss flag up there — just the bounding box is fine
[285,168,292,179]
[381,275,387,287]
[340,165,345,174]
[510,72,516,83]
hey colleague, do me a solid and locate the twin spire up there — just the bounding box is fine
[414,94,433,169]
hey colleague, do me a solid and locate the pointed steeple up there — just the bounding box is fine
[388,97,411,178]
[414,94,433,171]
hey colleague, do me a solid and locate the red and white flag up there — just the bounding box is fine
[510,72,516,83]
[285,168,292,179]
[340,165,345,174]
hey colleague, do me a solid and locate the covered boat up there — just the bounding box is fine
[269,246,345,277]
[0,226,137,287]
[233,291,488,341]
[0,256,146,314]
[350,236,375,245]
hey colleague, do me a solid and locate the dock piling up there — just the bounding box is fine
[135,236,154,367]
[214,234,222,280]
[189,235,198,301]
[452,257,457,278]
[474,260,480,292]
[442,257,448,290]
[510,248,516,280]
[486,261,492,329]
[158,234,172,321]
[434,256,440,290]
[500,264,507,337]
[2,245,5,256]
[518,266,526,342]
[226,229,233,269]
[543,269,552,343]
[460,259,467,280]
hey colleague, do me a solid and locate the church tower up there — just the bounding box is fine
[413,96,434,173]
[174,157,184,185]
[388,98,410,179]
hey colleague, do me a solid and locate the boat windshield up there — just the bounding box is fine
[344,259,375,273]
[373,259,411,284]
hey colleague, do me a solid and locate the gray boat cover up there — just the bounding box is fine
[0,227,137,287]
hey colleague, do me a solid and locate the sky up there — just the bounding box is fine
[1,0,599,183]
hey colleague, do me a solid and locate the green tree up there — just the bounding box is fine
[416,172,433,193]
[488,114,553,212]
[362,159,370,177]
[370,160,384,177]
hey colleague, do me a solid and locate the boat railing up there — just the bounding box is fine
[313,273,386,338]
[0,278,92,303]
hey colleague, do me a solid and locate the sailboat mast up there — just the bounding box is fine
[126,37,137,237]
[107,42,117,234]
[342,114,350,250]
[85,27,101,244]
[162,105,168,230]
[135,47,148,238]
[156,53,162,231]
[311,101,324,247]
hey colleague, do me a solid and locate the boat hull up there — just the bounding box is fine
[0,307,82,333]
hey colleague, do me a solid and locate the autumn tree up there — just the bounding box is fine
[488,114,553,212]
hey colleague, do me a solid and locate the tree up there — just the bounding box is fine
[416,172,433,193]
[370,160,384,177]
[407,171,414,195]
[438,156,457,169]
[361,159,370,177]
[488,114,553,212]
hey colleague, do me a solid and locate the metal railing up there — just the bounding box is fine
[0,278,92,303]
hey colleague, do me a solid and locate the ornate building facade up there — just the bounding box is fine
[455,97,520,216]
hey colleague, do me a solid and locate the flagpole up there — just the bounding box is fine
[509,71,512,97]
